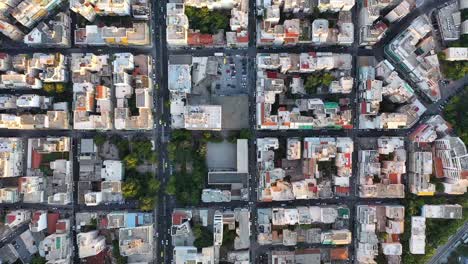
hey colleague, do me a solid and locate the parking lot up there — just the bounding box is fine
[213,54,249,96]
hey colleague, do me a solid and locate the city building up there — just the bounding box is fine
[11,0,65,28]
[408,151,435,196]
[358,137,406,198]
[77,231,106,258]
[113,53,154,130]
[385,15,442,101]
[24,12,71,47]
[5,210,31,229]
[203,139,249,202]
[0,20,25,41]
[257,0,354,46]
[256,52,353,130]
[257,206,351,246]
[166,0,249,47]
[39,218,71,263]
[0,187,19,203]
[436,1,462,42]
[257,137,354,201]
[358,0,390,46]
[119,225,154,259]
[358,58,426,129]
[18,177,46,203]
[70,0,131,22]
[421,204,463,219]
[71,53,113,130]
[434,136,468,194]
[84,160,124,206]
[174,246,215,264]
[409,216,426,254]
[75,23,150,46]
[168,55,248,131]
[0,53,68,89]
[356,205,405,263]
[0,137,24,178]
[30,211,48,232]
[444,47,468,61]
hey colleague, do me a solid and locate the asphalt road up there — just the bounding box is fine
[428,223,468,264]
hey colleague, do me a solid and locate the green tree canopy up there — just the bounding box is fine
[122,178,140,199]
[304,71,335,94]
[166,176,177,195]
[147,178,161,194]
[444,87,468,144]
[31,255,46,264]
[139,196,156,211]
[193,224,213,248]
[185,6,230,34]
[93,134,106,147]
[124,153,139,169]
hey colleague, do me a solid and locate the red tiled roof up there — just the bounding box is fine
[83,249,107,264]
[266,71,277,79]
[187,32,214,45]
[330,248,349,260]
[308,184,318,193]
[336,186,350,194]
[344,153,351,168]
[96,85,105,99]
[434,157,444,178]
[56,221,66,232]
[284,37,298,43]
[47,213,60,235]
[100,217,108,228]
[172,212,186,225]
[32,211,42,222]
[361,102,367,114]
[297,248,320,254]
[236,35,248,43]
[7,215,16,224]
[32,150,42,169]
[389,173,400,184]
[462,171,468,179]
[260,38,274,43]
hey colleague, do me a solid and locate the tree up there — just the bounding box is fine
[43,83,55,93]
[185,6,229,34]
[202,131,212,141]
[222,227,236,247]
[133,139,153,160]
[193,224,213,248]
[444,87,468,144]
[31,255,46,264]
[148,152,158,164]
[124,153,139,169]
[55,83,66,93]
[172,129,191,142]
[304,72,336,94]
[304,74,321,94]
[322,72,334,86]
[93,134,106,147]
[115,138,130,158]
[239,128,252,140]
[435,182,445,193]
[168,142,177,161]
[122,179,140,198]
[139,196,156,211]
[166,176,177,195]
[147,178,161,194]
[112,240,128,264]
